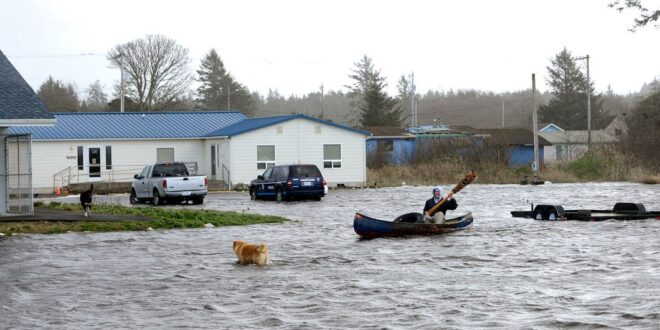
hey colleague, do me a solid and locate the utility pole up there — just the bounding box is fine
[586,55,591,150]
[501,97,505,128]
[532,74,540,177]
[574,55,591,150]
[119,53,125,113]
[320,84,324,120]
[227,86,231,110]
[411,72,417,127]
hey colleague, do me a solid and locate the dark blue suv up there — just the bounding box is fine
[249,164,326,202]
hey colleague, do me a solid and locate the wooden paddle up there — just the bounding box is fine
[427,171,478,217]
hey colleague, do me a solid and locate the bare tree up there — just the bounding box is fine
[107,34,193,111]
[83,80,108,112]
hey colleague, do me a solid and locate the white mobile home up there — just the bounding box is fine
[10,112,370,193]
[204,114,370,187]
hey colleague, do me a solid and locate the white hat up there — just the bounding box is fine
[433,186,443,196]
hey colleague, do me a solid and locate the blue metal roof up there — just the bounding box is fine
[9,111,246,140]
[0,50,54,120]
[205,114,371,137]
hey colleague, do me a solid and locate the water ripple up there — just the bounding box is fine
[1,182,659,328]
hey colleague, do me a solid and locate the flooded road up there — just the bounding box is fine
[2,183,659,329]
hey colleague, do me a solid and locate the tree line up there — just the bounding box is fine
[37,34,658,134]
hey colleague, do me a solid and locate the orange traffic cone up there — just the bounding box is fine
[55,186,61,196]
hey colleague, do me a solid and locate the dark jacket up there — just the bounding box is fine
[80,189,93,206]
[423,197,457,216]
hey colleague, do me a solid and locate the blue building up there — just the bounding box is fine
[366,126,550,168]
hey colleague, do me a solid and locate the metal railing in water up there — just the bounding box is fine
[52,164,146,191]
[221,164,231,190]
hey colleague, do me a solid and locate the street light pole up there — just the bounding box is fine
[113,52,125,113]
[227,86,231,110]
[575,55,591,149]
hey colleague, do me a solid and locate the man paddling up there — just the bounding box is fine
[423,186,457,224]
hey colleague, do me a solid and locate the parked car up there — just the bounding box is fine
[130,162,208,205]
[249,164,326,202]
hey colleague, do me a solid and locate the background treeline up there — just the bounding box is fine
[35,34,659,132]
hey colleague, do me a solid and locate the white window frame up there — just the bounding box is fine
[323,144,341,169]
[257,145,275,170]
[157,148,175,163]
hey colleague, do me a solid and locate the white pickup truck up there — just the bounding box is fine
[130,162,208,205]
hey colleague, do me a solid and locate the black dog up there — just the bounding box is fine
[80,184,94,217]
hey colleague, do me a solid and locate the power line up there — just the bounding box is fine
[6,53,105,58]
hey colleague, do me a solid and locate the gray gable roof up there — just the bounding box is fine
[0,50,54,121]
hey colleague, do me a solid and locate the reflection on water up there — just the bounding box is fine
[1,183,659,328]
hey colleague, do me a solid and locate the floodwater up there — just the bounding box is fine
[1,182,659,329]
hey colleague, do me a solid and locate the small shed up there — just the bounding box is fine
[476,128,551,166]
[0,50,56,214]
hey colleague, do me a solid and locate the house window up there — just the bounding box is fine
[615,128,622,137]
[105,146,112,170]
[377,140,394,153]
[157,148,175,163]
[323,144,341,168]
[77,146,83,170]
[257,145,275,169]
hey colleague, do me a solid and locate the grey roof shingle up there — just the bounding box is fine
[0,50,54,120]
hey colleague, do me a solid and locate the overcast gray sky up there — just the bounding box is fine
[2,0,659,98]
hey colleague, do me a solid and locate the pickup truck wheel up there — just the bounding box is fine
[275,189,283,202]
[130,190,139,204]
[152,190,162,205]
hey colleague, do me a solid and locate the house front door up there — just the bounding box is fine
[210,145,217,179]
[88,147,101,181]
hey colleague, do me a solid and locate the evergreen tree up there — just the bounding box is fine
[539,48,607,130]
[621,90,660,169]
[37,76,80,112]
[360,79,402,126]
[397,75,413,125]
[346,55,402,127]
[196,48,256,116]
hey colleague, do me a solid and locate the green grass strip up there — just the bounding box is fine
[0,202,287,235]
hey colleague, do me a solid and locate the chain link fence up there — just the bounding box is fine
[5,134,32,215]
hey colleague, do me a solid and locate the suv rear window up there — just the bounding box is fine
[290,165,322,178]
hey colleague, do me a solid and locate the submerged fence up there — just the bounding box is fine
[4,134,32,215]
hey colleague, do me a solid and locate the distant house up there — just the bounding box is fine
[10,113,370,193]
[366,126,473,165]
[365,127,416,165]
[0,50,56,214]
[539,123,564,132]
[539,115,628,162]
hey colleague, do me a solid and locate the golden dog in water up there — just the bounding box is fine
[232,240,269,265]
